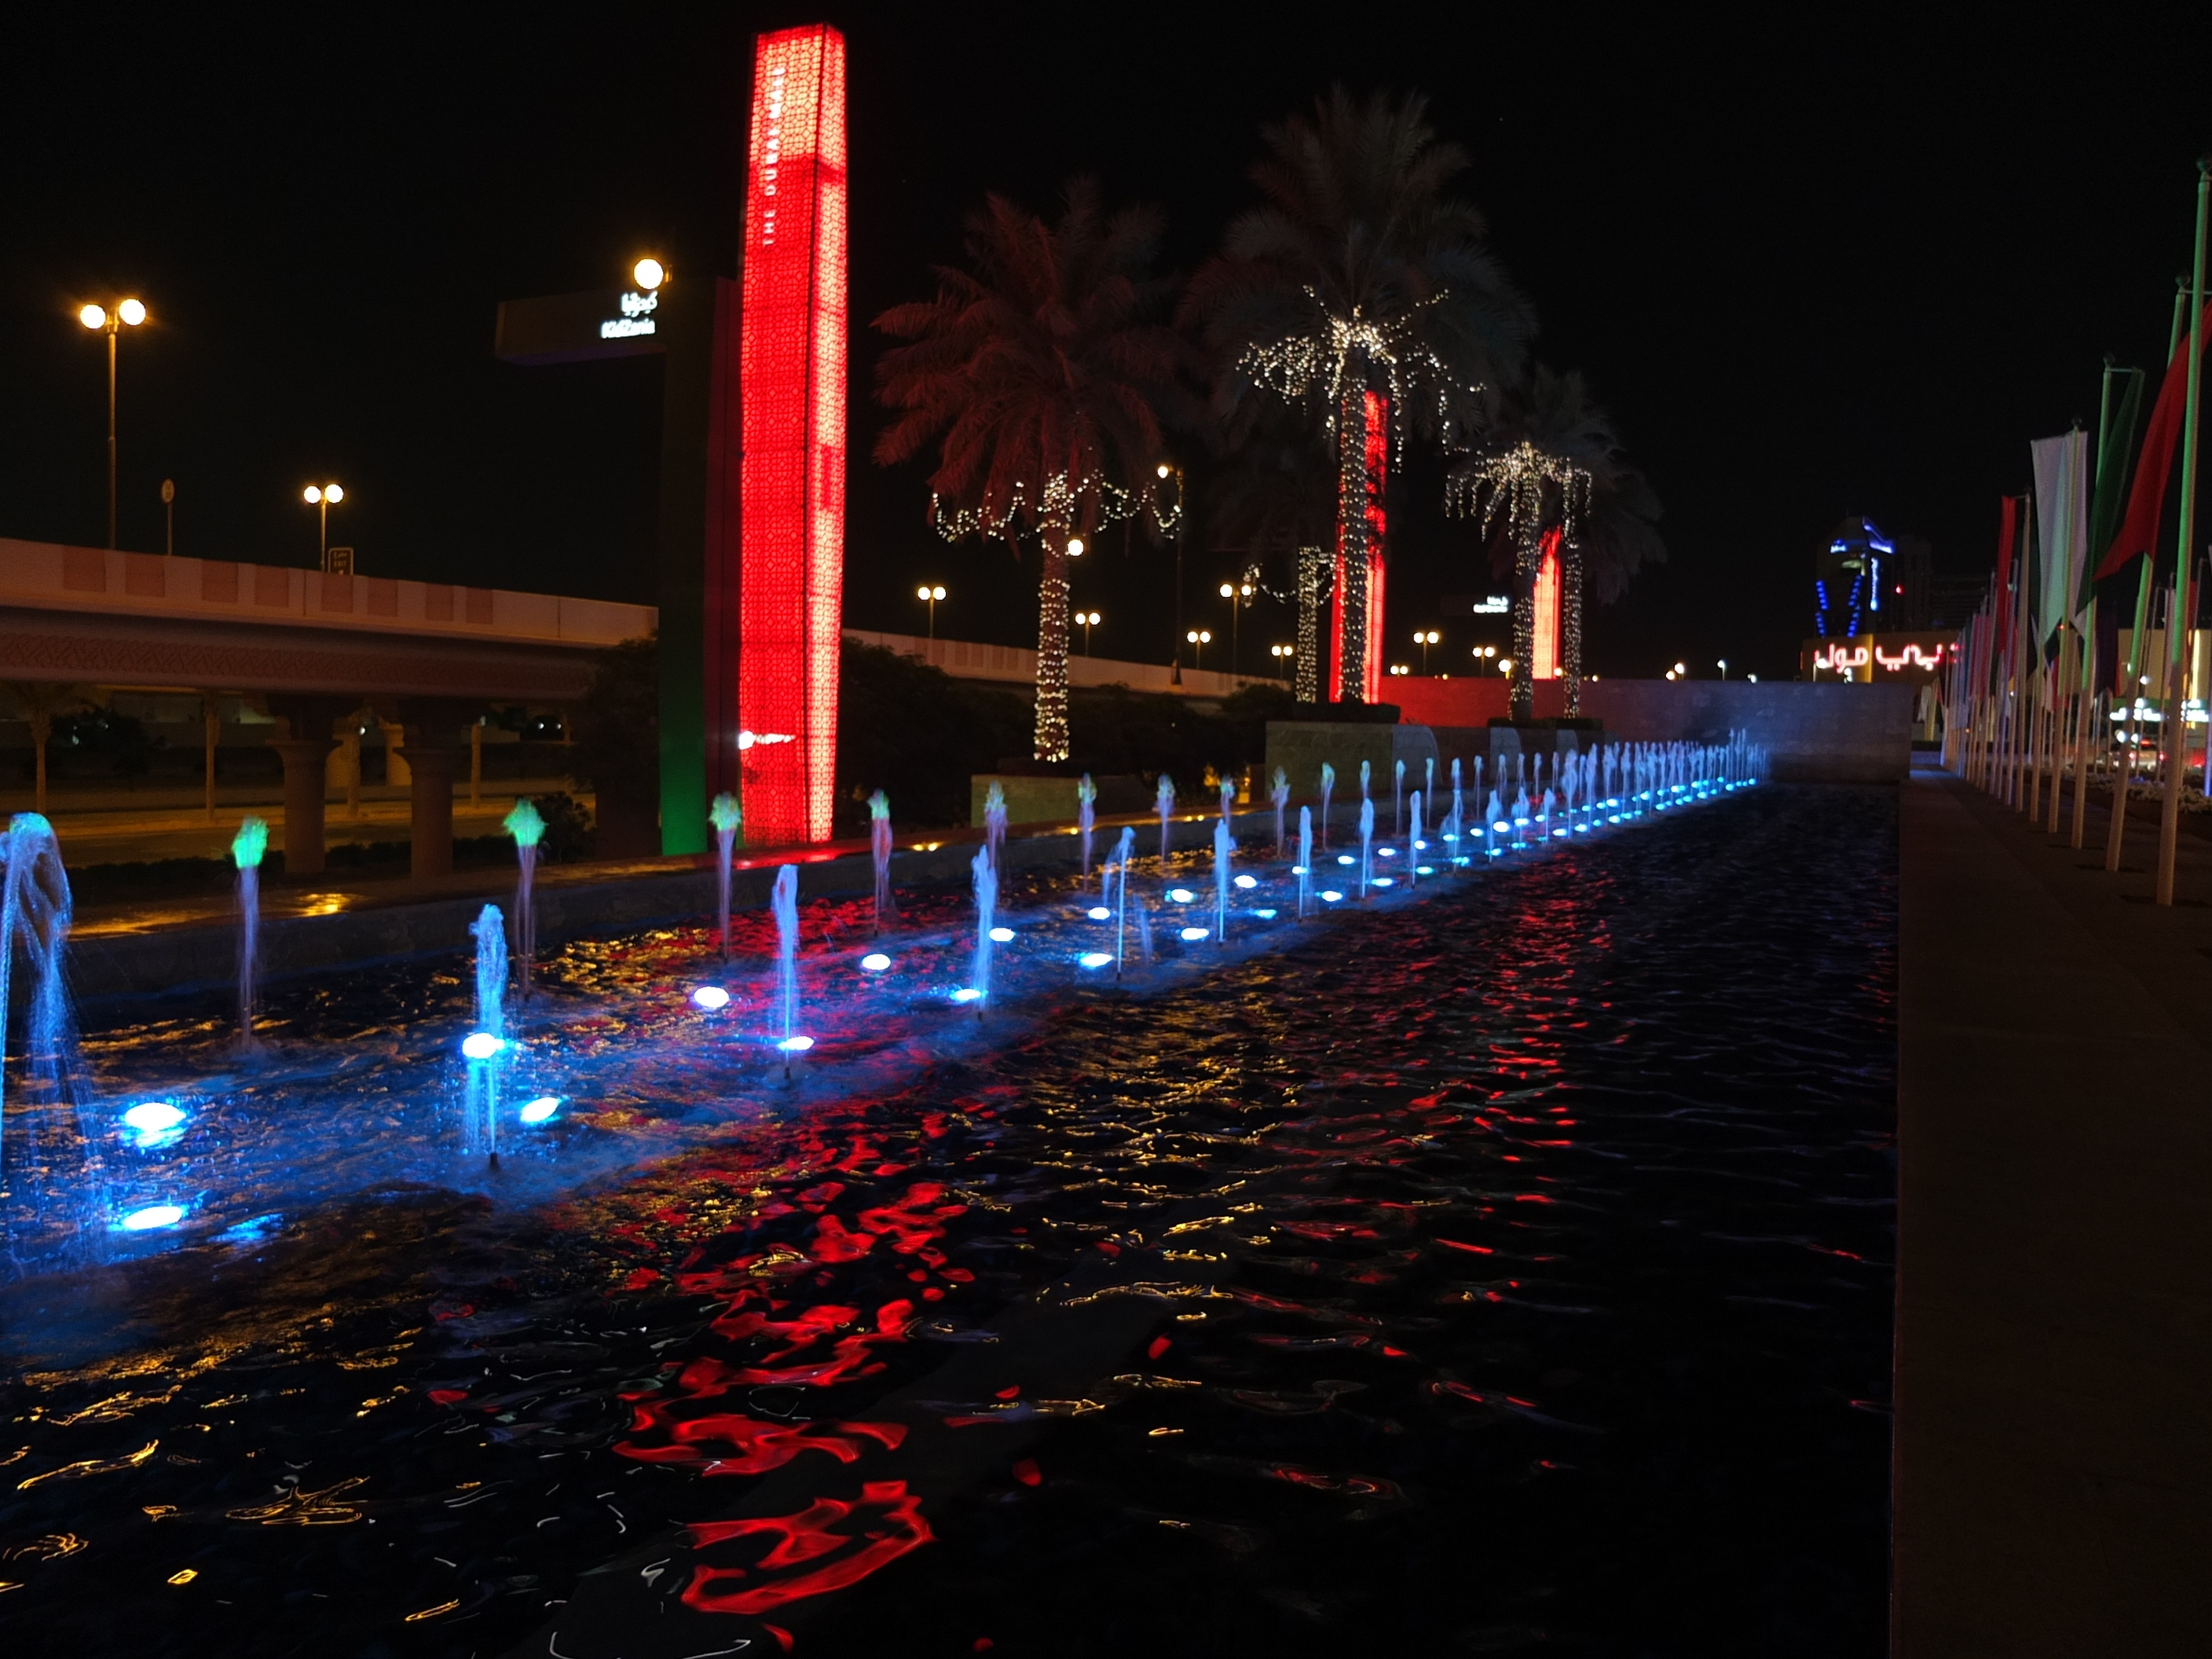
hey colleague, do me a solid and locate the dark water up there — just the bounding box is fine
[0,786,1895,1657]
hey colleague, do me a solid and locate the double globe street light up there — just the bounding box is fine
[303,483,347,572]
[78,296,148,549]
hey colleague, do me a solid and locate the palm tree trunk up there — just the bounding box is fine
[1034,534,1072,762]
[1295,545,1328,704]
[1562,540,1584,718]
[1510,517,1542,723]
[1335,391,1370,702]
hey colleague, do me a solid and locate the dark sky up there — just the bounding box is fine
[3,5,2207,683]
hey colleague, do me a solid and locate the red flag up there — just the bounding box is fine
[2094,300,2212,580]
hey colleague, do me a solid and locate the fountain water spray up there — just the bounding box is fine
[503,798,544,998]
[969,844,996,1013]
[1318,763,1335,849]
[771,864,800,1049]
[1214,816,1232,943]
[1393,758,1404,834]
[465,903,507,1163]
[1112,825,1135,977]
[1077,774,1097,884]
[709,793,742,960]
[868,790,896,932]
[232,815,267,1048]
[1358,797,1375,898]
[0,815,87,1255]
[1296,806,1313,918]
[1408,789,1422,885]
[1219,778,1236,827]
[1156,775,1176,869]
[983,781,1008,872]
[1270,767,1290,855]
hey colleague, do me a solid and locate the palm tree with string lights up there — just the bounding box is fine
[1183,86,1532,704]
[873,179,1188,763]
[1206,410,1337,702]
[1445,365,1663,719]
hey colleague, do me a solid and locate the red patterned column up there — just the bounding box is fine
[737,24,847,844]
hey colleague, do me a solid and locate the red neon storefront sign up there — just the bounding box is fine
[738,24,846,844]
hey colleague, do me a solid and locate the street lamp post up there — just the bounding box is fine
[303,483,346,571]
[78,297,148,548]
[1415,629,1440,673]
[1185,628,1211,671]
[1470,644,1498,674]
[161,478,175,556]
[1218,580,1254,675]
[1717,659,1729,680]
[916,584,946,639]
[1160,462,1185,684]
[1076,610,1101,654]
[1271,643,1294,680]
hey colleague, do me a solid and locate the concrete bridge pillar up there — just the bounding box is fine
[266,695,350,877]
[398,697,482,881]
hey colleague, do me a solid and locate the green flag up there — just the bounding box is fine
[2084,365,2146,613]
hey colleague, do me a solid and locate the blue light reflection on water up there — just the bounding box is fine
[0,781,1892,1657]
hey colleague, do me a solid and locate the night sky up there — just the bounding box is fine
[4,6,2208,683]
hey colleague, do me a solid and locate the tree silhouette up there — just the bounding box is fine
[874,179,1187,762]
[1447,367,1663,717]
[1185,87,1531,702]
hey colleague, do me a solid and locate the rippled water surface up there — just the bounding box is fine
[1,785,1895,1657]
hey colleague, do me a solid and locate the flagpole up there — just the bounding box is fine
[2158,160,2210,906]
[2072,369,2119,847]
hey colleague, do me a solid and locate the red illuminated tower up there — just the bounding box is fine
[731,24,847,844]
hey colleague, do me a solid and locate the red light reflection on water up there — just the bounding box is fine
[682,1479,934,1616]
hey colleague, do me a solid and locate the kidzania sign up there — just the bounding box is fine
[496,25,848,850]
[732,24,847,846]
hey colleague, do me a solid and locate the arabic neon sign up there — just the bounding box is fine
[1811,640,1947,674]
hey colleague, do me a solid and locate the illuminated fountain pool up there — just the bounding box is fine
[0,753,1895,1659]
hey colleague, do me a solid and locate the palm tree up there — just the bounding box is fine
[1446,367,1662,718]
[873,179,1186,763]
[1206,412,1336,701]
[1185,87,1532,704]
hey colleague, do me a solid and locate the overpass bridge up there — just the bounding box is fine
[0,538,654,876]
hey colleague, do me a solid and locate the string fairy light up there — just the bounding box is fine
[1237,287,1478,701]
[1446,441,1592,720]
[928,471,1181,762]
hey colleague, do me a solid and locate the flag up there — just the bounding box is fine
[2086,367,2146,587]
[2095,302,2212,581]
[2031,430,2089,641]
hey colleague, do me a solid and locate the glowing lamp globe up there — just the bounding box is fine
[632,257,666,291]
[79,303,107,329]
[117,298,146,325]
